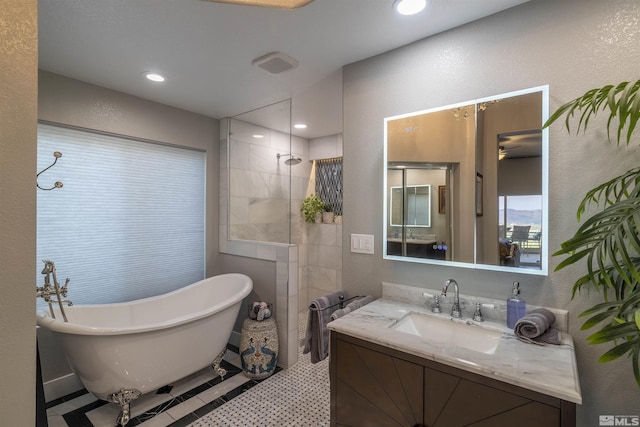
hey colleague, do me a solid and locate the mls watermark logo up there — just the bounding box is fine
[600,415,640,426]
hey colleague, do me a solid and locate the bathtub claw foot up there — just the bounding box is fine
[109,388,141,426]
[212,350,227,380]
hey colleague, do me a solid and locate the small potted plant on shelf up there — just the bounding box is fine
[301,194,324,223]
[322,203,335,224]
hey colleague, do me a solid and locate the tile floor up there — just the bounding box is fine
[45,313,330,427]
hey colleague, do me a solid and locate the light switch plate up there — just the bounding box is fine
[351,233,374,254]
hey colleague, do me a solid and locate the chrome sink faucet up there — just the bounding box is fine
[442,278,462,318]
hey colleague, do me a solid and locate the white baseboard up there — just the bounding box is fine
[43,372,84,403]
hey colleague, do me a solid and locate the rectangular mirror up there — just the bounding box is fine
[390,184,431,227]
[383,86,548,275]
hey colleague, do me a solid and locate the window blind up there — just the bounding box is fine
[37,123,206,305]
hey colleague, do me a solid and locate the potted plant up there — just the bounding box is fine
[301,194,324,223]
[544,80,640,387]
[322,202,335,223]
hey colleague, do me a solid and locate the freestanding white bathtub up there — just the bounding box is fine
[36,273,252,425]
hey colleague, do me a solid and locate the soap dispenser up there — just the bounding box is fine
[507,281,526,329]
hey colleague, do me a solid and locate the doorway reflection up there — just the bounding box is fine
[387,164,452,260]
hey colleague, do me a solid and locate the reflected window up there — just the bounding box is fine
[499,195,542,266]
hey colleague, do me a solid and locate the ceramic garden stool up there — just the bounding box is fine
[240,317,278,379]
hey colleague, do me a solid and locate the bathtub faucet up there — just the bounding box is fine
[36,260,72,322]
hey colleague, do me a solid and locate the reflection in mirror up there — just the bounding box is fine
[390,185,431,227]
[496,130,542,268]
[388,165,452,260]
[384,86,548,275]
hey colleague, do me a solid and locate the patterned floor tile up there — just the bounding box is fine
[46,312,330,427]
[187,313,330,427]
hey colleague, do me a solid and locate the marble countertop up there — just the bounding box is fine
[328,297,582,404]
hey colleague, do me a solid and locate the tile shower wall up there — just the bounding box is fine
[220,118,306,368]
[227,120,311,244]
[305,223,343,302]
[300,134,344,307]
[222,124,344,327]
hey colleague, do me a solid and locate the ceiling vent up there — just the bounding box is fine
[252,52,299,74]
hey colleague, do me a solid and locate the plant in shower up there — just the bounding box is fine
[301,194,325,223]
[321,201,335,224]
[544,79,640,387]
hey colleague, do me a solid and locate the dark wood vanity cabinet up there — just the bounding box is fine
[330,332,576,427]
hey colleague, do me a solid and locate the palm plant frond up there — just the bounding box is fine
[544,80,640,145]
[597,339,640,363]
[544,80,640,388]
[574,166,640,221]
[587,322,639,344]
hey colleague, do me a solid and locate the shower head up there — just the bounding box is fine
[277,153,302,166]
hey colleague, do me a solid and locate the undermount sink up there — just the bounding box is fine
[390,312,502,355]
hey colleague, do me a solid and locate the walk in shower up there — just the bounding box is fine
[224,99,311,245]
[220,99,310,368]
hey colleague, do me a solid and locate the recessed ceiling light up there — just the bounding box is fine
[252,134,265,139]
[145,72,166,83]
[293,123,307,129]
[393,0,427,16]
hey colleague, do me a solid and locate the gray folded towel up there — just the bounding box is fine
[303,291,347,363]
[330,295,377,321]
[514,308,561,345]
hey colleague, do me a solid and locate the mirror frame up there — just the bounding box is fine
[383,85,549,276]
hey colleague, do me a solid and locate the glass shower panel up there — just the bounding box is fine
[227,99,297,244]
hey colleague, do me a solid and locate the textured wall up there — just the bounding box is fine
[0,0,38,423]
[342,0,640,423]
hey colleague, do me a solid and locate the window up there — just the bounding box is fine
[499,194,542,265]
[498,195,542,238]
[37,123,206,305]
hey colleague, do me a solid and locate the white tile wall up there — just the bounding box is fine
[305,223,342,302]
[220,118,310,368]
[223,119,346,368]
